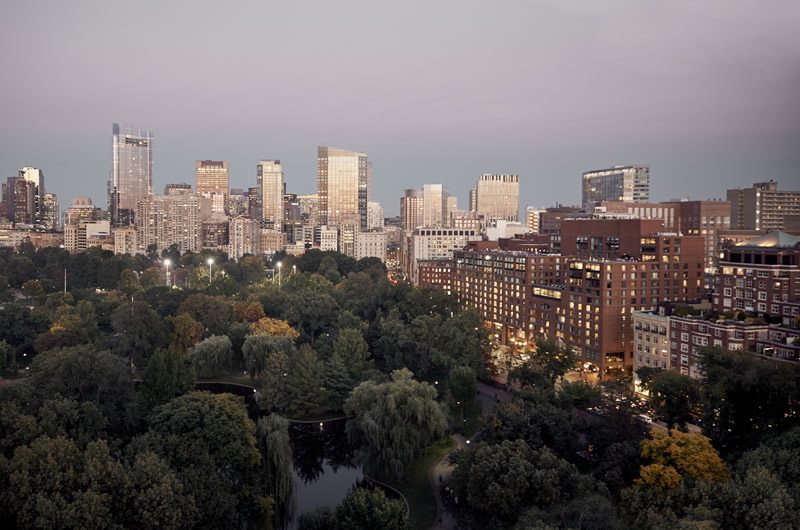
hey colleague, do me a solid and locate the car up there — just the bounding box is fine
[637,414,653,424]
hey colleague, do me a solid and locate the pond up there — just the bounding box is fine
[286,419,364,528]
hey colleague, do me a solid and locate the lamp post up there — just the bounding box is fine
[276,262,282,289]
[164,258,171,288]
[207,258,214,286]
[292,264,296,275]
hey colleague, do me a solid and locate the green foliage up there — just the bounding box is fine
[242,334,295,383]
[518,337,578,385]
[449,365,477,404]
[481,398,577,455]
[189,335,233,379]
[111,301,169,364]
[336,487,408,530]
[700,346,799,454]
[646,370,699,431]
[135,392,261,528]
[344,369,446,479]
[256,415,293,519]
[333,328,373,383]
[286,344,327,417]
[117,268,143,299]
[138,348,194,412]
[177,294,234,337]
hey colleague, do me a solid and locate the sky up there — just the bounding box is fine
[1,0,799,216]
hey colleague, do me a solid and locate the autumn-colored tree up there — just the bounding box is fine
[250,317,300,339]
[637,431,729,490]
[168,313,204,353]
[235,301,266,322]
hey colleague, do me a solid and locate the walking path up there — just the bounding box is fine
[430,381,513,529]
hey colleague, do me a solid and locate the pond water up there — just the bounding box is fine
[285,419,363,529]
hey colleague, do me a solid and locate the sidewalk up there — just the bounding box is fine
[429,384,513,529]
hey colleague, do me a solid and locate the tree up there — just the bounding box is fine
[646,370,699,431]
[135,392,261,529]
[21,279,45,298]
[0,339,9,371]
[324,353,356,411]
[256,415,293,525]
[138,348,194,411]
[449,365,477,404]
[260,349,292,413]
[177,293,234,337]
[118,268,143,299]
[284,282,339,342]
[250,317,300,339]
[637,431,729,490]
[167,313,204,354]
[481,398,576,456]
[520,337,578,385]
[700,346,799,454]
[344,369,446,478]
[333,328,373,382]
[28,347,133,429]
[111,301,169,364]
[287,344,327,417]
[450,440,599,527]
[140,266,163,290]
[242,334,295,384]
[189,335,232,379]
[235,301,266,322]
[336,487,408,530]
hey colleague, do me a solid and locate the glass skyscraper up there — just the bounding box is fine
[317,146,371,230]
[109,123,153,226]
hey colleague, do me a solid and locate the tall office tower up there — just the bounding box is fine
[19,167,45,223]
[469,188,477,213]
[196,160,228,214]
[728,180,800,232]
[258,160,284,230]
[109,123,153,226]
[526,207,544,234]
[445,195,458,227]
[42,193,60,230]
[581,165,649,208]
[367,201,384,230]
[0,177,35,224]
[400,188,424,231]
[475,174,520,222]
[317,146,371,230]
[422,184,445,227]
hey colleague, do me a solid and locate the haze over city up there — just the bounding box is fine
[2,0,799,214]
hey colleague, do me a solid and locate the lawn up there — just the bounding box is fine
[386,437,457,529]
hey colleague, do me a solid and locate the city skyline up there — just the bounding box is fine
[1,1,798,215]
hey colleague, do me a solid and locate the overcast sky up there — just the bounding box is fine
[1,0,798,215]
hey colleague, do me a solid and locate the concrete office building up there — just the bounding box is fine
[582,165,649,208]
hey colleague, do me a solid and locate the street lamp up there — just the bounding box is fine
[164,258,171,288]
[276,261,282,289]
[292,264,296,275]
[207,258,214,286]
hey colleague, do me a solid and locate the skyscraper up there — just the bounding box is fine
[475,174,520,222]
[400,188,424,232]
[258,160,284,230]
[19,167,45,224]
[422,184,445,227]
[109,123,153,226]
[196,160,228,214]
[317,146,371,230]
[581,165,649,208]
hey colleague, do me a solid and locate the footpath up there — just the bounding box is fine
[429,381,513,529]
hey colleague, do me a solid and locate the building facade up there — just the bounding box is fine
[258,160,284,230]
[474,174,519,222]
[582,165,649,208]
[109,123,153,226]
[728,180,800,232]
[317,146,371,230]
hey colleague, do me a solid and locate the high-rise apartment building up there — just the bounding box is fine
[228,216,260,260]
[400,188,424,231]
[367,201,384,230]
[582,165,649,208]
[196,160,228,214]
[136,190,201,254]
[727,180,800,232]
[109,123,153,226]
[422,184,445,227]
[42,193,60,230]
[525,207,544,234]
[19,167,45,224]
[258,160,284,230]
[317,146,371,230]
[0,177,35,225]
[474,174,519,222]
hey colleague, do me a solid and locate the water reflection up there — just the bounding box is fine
[286,419,363,529]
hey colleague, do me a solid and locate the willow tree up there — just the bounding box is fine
[256,415,293,526]
[344,369,446,479]
[242,334,295,384]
